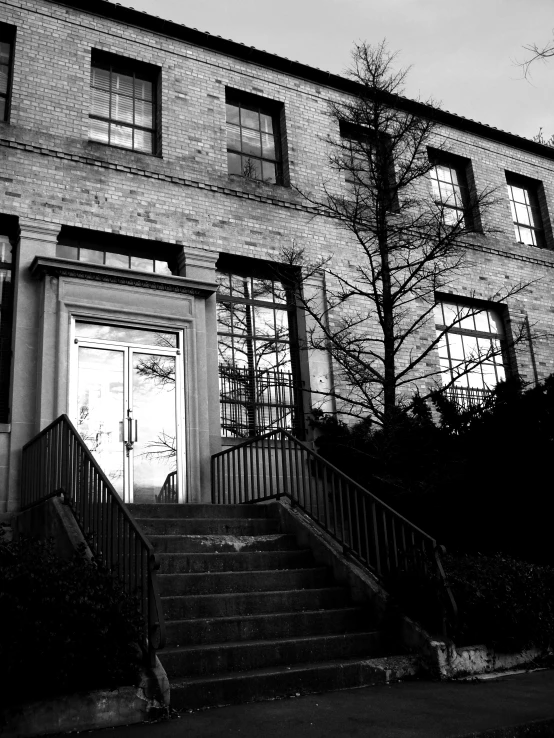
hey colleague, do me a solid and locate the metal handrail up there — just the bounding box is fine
[156,470,177,503]
[21,414,166,665]
[212,428,457,636]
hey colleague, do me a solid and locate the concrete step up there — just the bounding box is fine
[168,655,420,710]
[139,517,280,536]
[160,587,351,620]
[158,567,331,596]
[130,503,272,519]
[164,607,368,647]
[157,549,314,574]
[150,533,299,554]
[160,631,386,678]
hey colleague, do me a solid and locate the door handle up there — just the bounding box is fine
[129,418,138,443]
[119,420,128,443]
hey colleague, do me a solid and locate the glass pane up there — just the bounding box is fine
[447,333,464,361]
[216,272,231,295]
[134,129,153,153]
[217,301,233,333]
[0,98,5,121]
[262,160,277,184]
[56,244,78,260]
[458,308,475,331]
[241,107,259,130]
[131,256,154,272]
[518,226,536,246]
[77,346,125,496]
[0,42,10,64]
[441,303,458,327]
[436,333,448,358]
[0,67,8,95]
[462,335,478,361]
[231,302,250,336]
[75,321,177,348]
[241,127,262,157]
[489,312,504,335]
[473,309,490,333]
[227,152,242,175]
[113,72,134,97]
[135,77,152,102]
[80,248,104,264]
[467,369,485,389]
[91,66,110,91]
[253,306,276,336]
[274,310,290,340]
[154,260,172,276]
[132,353,177,504]
[105,252,131,269]
[260,113,273,134]
[251,277,273,302]
[111,123,133,149]
[433,304,444,324]
[514,201,531,226]
[89,118,109,144]
[261,133,276,160]
[242,157,262,180]
[226,122,241,151]
[135,99,153,129]
[91,87,110,118]
[0,269,11,304]
[496,364,506,383]
[112,94,133,124]
[0,236,12,263]
[226,103,240,125]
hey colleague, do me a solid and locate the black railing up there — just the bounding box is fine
[445,386,491,408]
[21,414,166,665]
[156,470,177,503]
[219,364,302,438]
[212,429,457,635]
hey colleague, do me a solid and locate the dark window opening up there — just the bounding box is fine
[506,173,546,248]
[89,51,158,154]
[226,91,283,185]
[0,24,15,122]
[216,256,304,438]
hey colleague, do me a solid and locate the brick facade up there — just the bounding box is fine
[1,0,553,512]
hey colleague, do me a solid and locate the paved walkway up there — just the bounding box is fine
[85,669,554,738]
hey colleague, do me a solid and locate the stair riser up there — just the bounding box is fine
[158,568,330,596]
[161,632,384,677]
[150,534,298,553]
[157,550,313,574]
[165,608,366,647]
[169,660,403,710]
[161,588,350,620]
[130,504,273,519]
[140,519,280,536]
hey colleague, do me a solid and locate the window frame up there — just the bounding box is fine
[428,152,472,230]
[505,173,546,248]
[0,23,16,123]
[89,50,158,155]
[225,90,284,186]
[216,256,305,438]
[0,232,14,423]
[56,239,174,276]
[434,298,508,403]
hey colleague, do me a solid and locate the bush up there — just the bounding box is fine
[387,552,554,650]
[0,536,144,706]
[311,376,554,564]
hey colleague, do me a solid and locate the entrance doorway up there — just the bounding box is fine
[71,321,185,503]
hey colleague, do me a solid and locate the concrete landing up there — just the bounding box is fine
[83,668,554,738]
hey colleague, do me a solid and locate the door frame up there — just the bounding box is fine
[69,318,186,503]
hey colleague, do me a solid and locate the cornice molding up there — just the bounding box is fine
[30,256,218,296]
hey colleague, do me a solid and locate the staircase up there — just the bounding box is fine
[130,502,415,710]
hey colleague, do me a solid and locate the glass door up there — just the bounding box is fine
[72,322,184,503]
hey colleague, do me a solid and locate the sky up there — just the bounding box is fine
[116,0,554,142]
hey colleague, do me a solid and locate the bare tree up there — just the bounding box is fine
[286,41,530,428]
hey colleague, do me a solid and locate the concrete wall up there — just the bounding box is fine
[0,0,554,511]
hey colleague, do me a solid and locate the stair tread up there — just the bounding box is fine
[164,606,365,626]
[158,566,328,577]
[168,653,413,686]
[161,630,381,655]
[160,586,348,601]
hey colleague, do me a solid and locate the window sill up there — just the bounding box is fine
[227,173,289,190]
[86,139,162,159]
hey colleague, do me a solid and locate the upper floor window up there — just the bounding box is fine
[506,173,545,248]
[226,92,283,185]
[0,234,13,422]
[429,154,470,228]
[0,25,15,122]
[89,52,157,154]
[435,299,506,406]
[56,241,172,275]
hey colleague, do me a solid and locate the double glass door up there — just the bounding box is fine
[72,322,184,503]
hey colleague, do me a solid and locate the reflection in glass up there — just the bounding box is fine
[75,321,178,347]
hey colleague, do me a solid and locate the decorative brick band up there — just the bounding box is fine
[4,137,554,270]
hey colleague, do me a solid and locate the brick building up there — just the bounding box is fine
[1,0,554,515]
